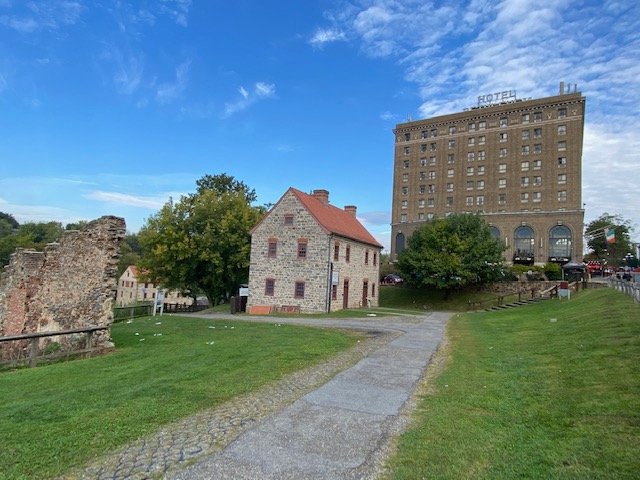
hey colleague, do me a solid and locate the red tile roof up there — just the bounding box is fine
[289,188,383,248]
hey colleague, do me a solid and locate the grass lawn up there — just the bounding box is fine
[0,315,359,480]
[385,287,640,479]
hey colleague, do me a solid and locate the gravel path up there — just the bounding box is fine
[64,312,449,480]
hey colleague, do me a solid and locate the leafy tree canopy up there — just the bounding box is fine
[138,174,264,305]
[195,173,257,203]
[584,213,636,266]
[396,214,506,296]
[0,221,65,267]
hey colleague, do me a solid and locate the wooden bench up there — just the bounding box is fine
[0,326,110,368]
[278,305,301,314]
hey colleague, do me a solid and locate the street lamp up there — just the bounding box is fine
[624,253,633,280]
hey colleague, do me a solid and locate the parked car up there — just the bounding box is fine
[383,274,403,285]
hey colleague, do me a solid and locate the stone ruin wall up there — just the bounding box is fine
[0,216,126,360]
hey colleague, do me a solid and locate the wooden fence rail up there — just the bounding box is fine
[0,326,109,368]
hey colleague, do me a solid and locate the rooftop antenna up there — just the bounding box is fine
[407,114,412,122]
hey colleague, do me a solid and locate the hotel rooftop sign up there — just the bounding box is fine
[477,89,517,107]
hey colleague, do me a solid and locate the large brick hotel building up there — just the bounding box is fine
[390,84,586,266]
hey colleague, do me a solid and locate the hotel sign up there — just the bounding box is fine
[477,89,517,107]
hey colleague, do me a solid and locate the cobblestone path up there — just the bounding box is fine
[61,323,399,480]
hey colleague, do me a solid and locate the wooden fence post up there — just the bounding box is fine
[29,338,38,368]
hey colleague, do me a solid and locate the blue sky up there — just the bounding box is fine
[1,0,639,251]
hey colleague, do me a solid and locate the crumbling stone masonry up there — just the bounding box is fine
[0,216,126,361]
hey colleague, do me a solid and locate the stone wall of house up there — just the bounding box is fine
[248,191,381,313]
[0,216,126,360]
[330,237,381,311]
[248,191,330,313]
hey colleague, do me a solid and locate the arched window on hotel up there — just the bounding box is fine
[395,232,406,254]
[489,226,500,242]
[549,225,572,262]
[514,226,535,264]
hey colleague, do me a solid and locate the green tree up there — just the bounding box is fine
[0,212,19,238]
[396,214,506,298]
[195,173,257,203]
[0,220,64,266]
[138,175,264,305]
[117,233,143,278]
[584,213,635,266]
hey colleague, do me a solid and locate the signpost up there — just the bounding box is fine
[153,289,165,316]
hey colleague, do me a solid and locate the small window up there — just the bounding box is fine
[284,214,294,225]
[403,160,409,168]
[467,152,475,162]
[373,252,377,266]
[498,193,506,204]
[522,130,530,140]
[467,167,474,176]
[534,127,542,138]
[265,278,275,296]
[427,213,434,220]
[558,141,567,151]
[499,163,507,173]
[478,151,485,161]
[534,112,542,122]
[332,284,337,300]
[420,171,427,180]
[466,196,474,206]
[420,144,427,152]
[533,176,542,186]
[449,126,457,135]
[558,173,567,184]
[499,132,508,142]
[421,130,428,139]
[477,195,485,205]
[404,133,411,141]
[479,121,486,130]
[532,192,541,202]
[499,148,507,157]
[420,157,427,167]
[401,200,408,209]
[404,147,410,155]
[402,173,409,182]
[428,197,435,206]
[521,145,530,155]
[500,117,508,128]
[371,283,376,298]
[297,240,307,259]
[430,142,437,151]
[365,250,369,264]
[400,214,407,223]
[431,128,438,137]
[520,176,530,187]
[534,144,542,154]
[418,198,425,208]
[558,157,567,166]
[402,186,408,195]
[498,178,507,188]
[447,169,454,177]
[558,108,567,118]
[521,192,529,202]
[268,240,277,258]
[294,281,305,298]
[522,113,530,123]
[446,183,453,192]
[468,137,475,146]
[533,159,542,169]
[558,125,567,135]
[478,135,486,145]
[334,242,339,261]
[428,171,436,179]
[447,154,455,164]
[521,161,530,171]
[468,122,476,131]
[558,190,567,201]
[466,180,474,190]
[448,139,456,149]
[428,184,435,193]
[429,156,436,165]
[446,196,454,207]
[346,244,351,262]
[477,166,485,175]
[477,180,485,190]
[419,185,426,194]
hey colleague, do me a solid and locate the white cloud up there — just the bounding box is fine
[222,81,276,118]
[0,1,84,33]
[276,144,295,153]
[309,28,346,48]
[379,111,396,121]
[84,191,167,209]
[156,59,191,103]
[158,0,192,27]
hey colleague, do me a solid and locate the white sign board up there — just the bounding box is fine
[239,287,249,297]
[332,271,340,286]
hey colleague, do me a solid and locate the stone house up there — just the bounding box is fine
[247,188,383,314]
[116,265,193,307]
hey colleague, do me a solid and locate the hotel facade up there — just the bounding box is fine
[390,85,586,266]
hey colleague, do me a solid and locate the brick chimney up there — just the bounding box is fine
[344,205,357,217]
[312,189,329,205]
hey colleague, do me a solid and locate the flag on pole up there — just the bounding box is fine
[605,227,616,244]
